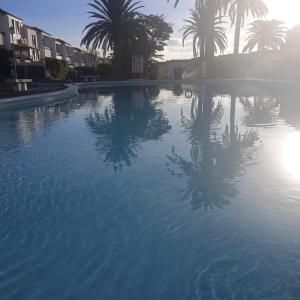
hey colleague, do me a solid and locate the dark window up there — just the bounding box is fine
[32,35,37,48]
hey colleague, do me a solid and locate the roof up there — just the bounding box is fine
[55,38,71,46]
[73,47,86,53]
[162,59,193,64]
[32,26,52,36]
[26,25,51,34]
[0,8,23,21]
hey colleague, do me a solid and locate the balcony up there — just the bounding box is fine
[66,56,72,64]
[56,53,63,60]
[17,38,28,46]
[44,48,52,58]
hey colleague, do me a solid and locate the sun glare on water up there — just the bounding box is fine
[282,132,300,179]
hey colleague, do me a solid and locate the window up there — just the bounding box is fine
[11,19,15,33]
[0,32,4,46]
[32,35,37,48]
[16,21,20,34]
[11,19,21,35]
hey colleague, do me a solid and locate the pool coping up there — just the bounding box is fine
[77,78,300,88]
[0,84,78,111]
[1,78,300,111]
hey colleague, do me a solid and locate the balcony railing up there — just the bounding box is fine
[56,53,63,60]
[44,48,52,58]
[17,38,28,45]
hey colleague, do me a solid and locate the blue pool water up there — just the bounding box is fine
[0,83,300,299]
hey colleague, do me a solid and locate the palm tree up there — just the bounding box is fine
[225,0,268,55]
[243,20,286,53]
[181,5,227,58]
[81,0,144,77]
[168,0,180,7]
[170,0,225,58]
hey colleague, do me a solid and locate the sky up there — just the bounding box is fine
[1,0,300,60]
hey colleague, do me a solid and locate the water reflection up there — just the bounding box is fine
[86,86,171,171]
[0,96,91,154]
[240,96,280,127]
[282,132,300,179]
[167,86,259,210]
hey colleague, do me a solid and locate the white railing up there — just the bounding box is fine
[44,48,52,58]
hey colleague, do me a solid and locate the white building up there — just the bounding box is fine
[0,7,95,78]
[35,27,56,60]
[23,25,41,62]
[160,59,196,80]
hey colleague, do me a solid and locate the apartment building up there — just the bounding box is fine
[0,7,94,79]
[35,27,56,59]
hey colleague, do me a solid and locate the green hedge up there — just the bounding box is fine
[45,58,69,80]
[0,48,12,81]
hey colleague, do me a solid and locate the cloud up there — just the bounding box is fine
[162,37,193,60]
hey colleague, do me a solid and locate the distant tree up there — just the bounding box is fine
[225,0,268,55]
[137,14,173,61]
[243,20,286,53]
[133,14,173,78]
[181,5,227,58]
[81,0,144,78]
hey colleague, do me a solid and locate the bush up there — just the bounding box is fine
[0,81,12,92]
[173,66,183,80]
[76,67,96,77]
[145,63,160,80]
[0,48,12,81]
[45,58,69,80]
[96,63,114,80]
[67,68,77,81]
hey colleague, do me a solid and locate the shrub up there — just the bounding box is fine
[0,48,12,81]
[145,63,160,80]
[173,66,184,80]
[96,63,114,80]
[45,58,69,80]
[0,81,12,92]
[67,68,77,81]
[76,67,96,77]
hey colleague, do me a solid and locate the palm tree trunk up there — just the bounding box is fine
[234,5,242,55]
[200,39,205,58]
[230,95,236,143]
[206,0,216,59]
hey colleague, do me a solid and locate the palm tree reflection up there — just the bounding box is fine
[167,86,259,210]
[240,96,280,126]
[86,86,171,171]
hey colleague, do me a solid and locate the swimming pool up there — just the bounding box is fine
[0,82,300,299]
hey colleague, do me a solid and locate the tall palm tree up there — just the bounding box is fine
[81,0,144,76]
[243,20,286,53]
[181,5,227,58]
[170,0,225,58]
[225,0,268,55]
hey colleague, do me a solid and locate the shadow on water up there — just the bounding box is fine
[85,86,171,171]
[166,85,260,210]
